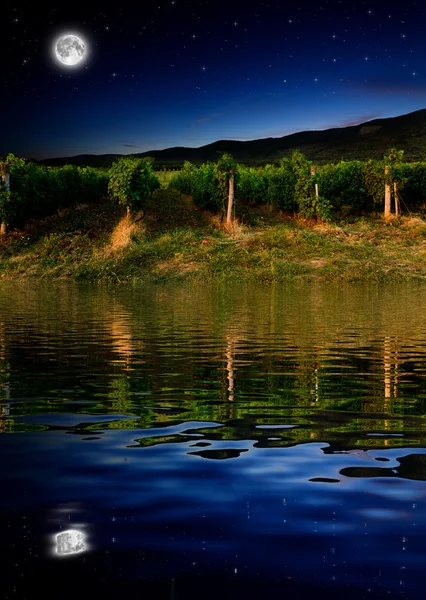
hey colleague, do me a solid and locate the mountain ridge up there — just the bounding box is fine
[33,108,426,168]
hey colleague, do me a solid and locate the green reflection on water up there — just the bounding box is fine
[1,280,426,448]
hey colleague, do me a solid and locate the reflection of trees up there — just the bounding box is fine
[0,320,10,432]
[109,306,137,370]
[226,335,235,407]
[381,336,402,444]
[384,336,400,401]
[2,280,426,446]
[103,301,149,416]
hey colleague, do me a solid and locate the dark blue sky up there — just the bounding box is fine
[2,0,426,160]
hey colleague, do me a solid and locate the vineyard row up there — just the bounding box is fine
[1,150,425,232]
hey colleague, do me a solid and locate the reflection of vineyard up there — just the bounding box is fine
[1,281,426,447]
[0,320,10,432]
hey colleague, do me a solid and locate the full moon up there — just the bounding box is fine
[55,34,86,66]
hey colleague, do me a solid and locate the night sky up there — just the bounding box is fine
[1,0,426,160]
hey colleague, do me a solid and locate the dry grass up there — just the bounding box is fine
[204,212,246,237]
[223,218,245,236]
[110,212,145,251]
[400,215,426,231]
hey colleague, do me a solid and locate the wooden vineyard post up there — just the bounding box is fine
[311,165,319,198]
[384,166,391,217]
[394,181,400,216]
[0,163,10,235]
[226,169,235,226]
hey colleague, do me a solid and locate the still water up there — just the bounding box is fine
[1,280,426,599]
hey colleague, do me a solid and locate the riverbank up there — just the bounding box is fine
[1,189,426,282]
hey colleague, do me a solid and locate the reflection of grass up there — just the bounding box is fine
[129,434,194,447]
[6,421,48,432]
[86,418,142,430]
[353,438,415,448]
[3,190,426,281]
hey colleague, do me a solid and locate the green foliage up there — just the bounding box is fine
[215,152,239,211]
[168,154,238,212]
[0,154,109,227]
[362,159,384,209]
[0,189,13,225]
[5,153,26,169]
[237,166,267,205]
[168,161,195,195]
[0,154,27,225]
[191,162,221,210]
[6,148,426,228]
[108,156,160,212]
[291,150,315,219]
[384,148,405,170]
[266,159,297,211]
[403,162,426,208]
[290,150,333,221]
[79,167,109,204]
[318,160,370,214]
[54,165,83,211]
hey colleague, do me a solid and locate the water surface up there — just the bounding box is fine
[2,280,426,599]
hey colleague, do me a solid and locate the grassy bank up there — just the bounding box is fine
[1,189,426,282]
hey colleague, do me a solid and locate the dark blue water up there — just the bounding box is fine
[1,281,426,599]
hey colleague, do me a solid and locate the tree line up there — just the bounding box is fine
[1,149,425,233]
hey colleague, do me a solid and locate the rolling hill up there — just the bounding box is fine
[35,108,426,168]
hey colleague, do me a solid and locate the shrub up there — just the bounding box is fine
[266,159,297,212]
[167,161,194,195]
[0,154,110,228]
[317,160,369,214]
[108,156,160,213]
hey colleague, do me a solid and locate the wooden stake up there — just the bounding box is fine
[311,165,319,198]
[226,169,235,226]
[394,181,399,216]
[384,166,391,217]
[0,163,10,235]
